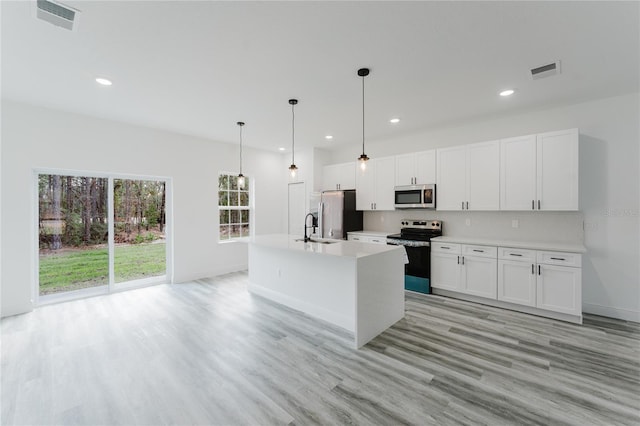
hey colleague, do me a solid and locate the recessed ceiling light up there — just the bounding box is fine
[499,89,515,97]
[95,77,112,86]
[278,147,285,151]
[325,135,333,140]
[389,118,400,124]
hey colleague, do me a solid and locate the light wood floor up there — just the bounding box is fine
[2,271,639,425]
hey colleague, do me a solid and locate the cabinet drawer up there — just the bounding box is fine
[432,242,461,254]
[463,244,497,258]
[537,251,581,268]
[499,247,536,262]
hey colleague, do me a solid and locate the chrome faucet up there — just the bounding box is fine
[303,213,315,242]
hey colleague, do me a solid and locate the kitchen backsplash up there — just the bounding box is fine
[365,210,584,244]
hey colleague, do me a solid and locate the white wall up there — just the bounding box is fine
[330,93,640,322]
[1,100,287,317]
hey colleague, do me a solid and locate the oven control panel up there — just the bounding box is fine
[400,219,441,230]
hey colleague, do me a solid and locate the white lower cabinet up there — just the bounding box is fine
[498,248,537,307]
[433,241,583,323]
[537,263,582,316]
[431,243,497,298]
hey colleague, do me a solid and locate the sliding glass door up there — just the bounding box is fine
[37,172,170,302]
[113,179,166,285]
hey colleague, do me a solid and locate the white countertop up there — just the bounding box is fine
[431,236,586,253]
[250,234,401,258]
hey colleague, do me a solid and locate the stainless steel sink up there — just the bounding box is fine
[294,238,339,245]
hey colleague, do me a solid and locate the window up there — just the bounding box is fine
[218,173,250,241]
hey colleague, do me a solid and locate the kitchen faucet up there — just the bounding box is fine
[303,213,315,242]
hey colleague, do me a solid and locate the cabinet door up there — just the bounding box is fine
[395,154,416,186]
[461,256,497,299]
[436,146,466,210]
[537,264,581,315]
[498,260,536,307]
[537,129,579,211]
[500,135,537,211]
[322,164,338,191]
[415,150,436,184]
[374,157,396,210]
[336,162,356,190]
[467,141,500,210]
[355,162,375,211]
[431,252,462,291]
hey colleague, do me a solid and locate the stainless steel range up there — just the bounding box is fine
[386,219,442,294]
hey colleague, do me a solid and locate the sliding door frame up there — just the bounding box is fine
[33,168,173,306]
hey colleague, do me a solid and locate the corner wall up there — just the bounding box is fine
[330,93,640,322]
[1,101,287,317]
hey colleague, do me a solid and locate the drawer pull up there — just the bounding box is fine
[531,264,534,274]
[550,257,566,261]
[472,249,484,253]
[441,246,450,250]
[510,253,522,257]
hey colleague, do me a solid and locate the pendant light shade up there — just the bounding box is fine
[357,67,370,171]
[288,99,299,178]
[236,121,245,189]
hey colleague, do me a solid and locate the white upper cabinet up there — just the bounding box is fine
[395,150,436,186]
[436,146,467,210]
[500,135,537,211]
[322,162,355,191]
[356,156,395,211]
[437,141,499,210]
[500,129,578,211]
[537,129,579,211]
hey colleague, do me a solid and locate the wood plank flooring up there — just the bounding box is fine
[2,271,639,425]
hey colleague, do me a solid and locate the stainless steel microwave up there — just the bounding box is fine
[394,184,436,209]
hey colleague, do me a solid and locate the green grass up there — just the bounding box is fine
[39,243,166,295]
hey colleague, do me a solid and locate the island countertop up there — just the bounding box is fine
[250,234,401,258]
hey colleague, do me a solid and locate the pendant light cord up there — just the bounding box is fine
[239,124,243,175]
[361,74,365,155]
[291,102,295,165]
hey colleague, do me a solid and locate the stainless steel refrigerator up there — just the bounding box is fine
[318,190,363,239]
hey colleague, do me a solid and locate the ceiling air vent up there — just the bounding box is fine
[531,61,561,80]
[36,0,80,31]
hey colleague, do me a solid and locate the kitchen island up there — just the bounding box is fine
[248,234,406,348]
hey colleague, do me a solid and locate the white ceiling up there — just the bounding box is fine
[2,1,638,153]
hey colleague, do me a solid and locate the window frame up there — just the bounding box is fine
[218,172,252,243]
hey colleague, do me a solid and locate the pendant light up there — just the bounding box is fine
[288,98,299,178]
[236,121,245,189]
[357,68,370,171]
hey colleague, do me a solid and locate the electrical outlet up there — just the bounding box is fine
[512,219,519,228]
[465,218,471,226]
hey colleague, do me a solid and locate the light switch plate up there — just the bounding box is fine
[465,218,471,226]
[512,219,519,228]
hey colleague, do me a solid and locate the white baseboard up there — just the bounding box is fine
[583,303,640,323]
[175,263,248,283]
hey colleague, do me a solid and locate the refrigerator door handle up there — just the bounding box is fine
[318,202,324,238]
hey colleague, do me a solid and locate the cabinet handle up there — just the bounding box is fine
[550,257,566,261]
[538,265,541,275]
[457,256,460,264]
[441,246,450,250]
[466,201,469,210]
[510,253,522,257]
[461,201,464,210]
[532,200,535,210]
[472,249,484,253]
[372,239,380,243]
[538,200,541,210]
[531,264,534,274]
[461,256,465,265]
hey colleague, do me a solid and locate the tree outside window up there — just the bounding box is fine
[218,173,250,241]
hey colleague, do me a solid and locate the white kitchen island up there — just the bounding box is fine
[248,234,406,349]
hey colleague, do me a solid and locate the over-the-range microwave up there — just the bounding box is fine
[394,184,436,209]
